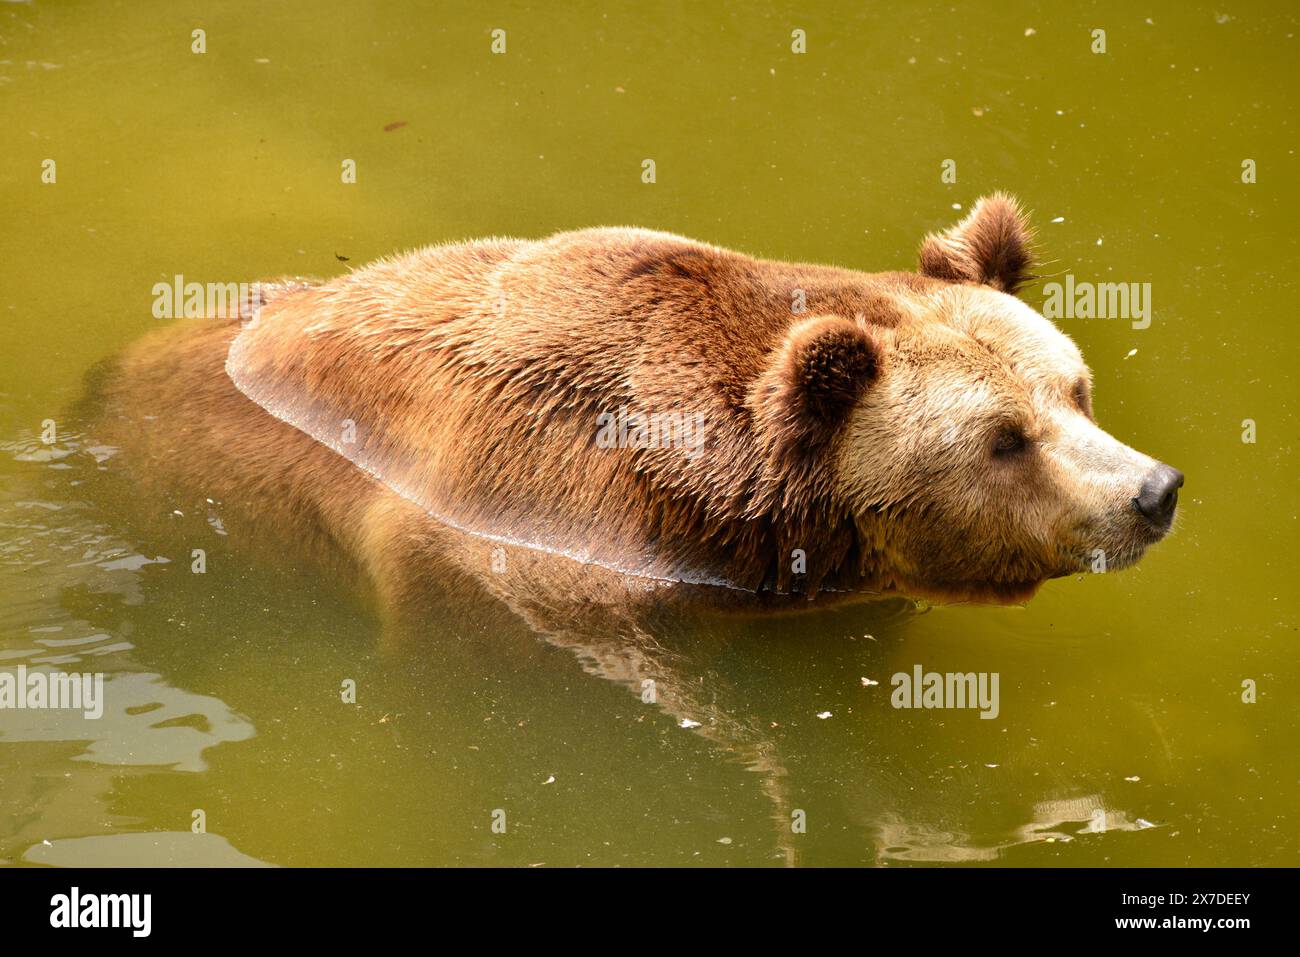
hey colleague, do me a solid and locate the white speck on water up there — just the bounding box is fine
[1051,216,1065,223]
[1125,775,1141,782]
[1136,818,1156,829]
[679,718,701,729]
[716,837,732,845]
[1124,349,1138,359]
[543,775,555,784]
[1024,28,1036,36]
[860,677,879,687]
[985,763,998,769]
[816,711,833,719]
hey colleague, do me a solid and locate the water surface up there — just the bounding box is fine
[2,0,1296,866]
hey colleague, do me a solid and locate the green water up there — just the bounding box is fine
[2,1,1297,867]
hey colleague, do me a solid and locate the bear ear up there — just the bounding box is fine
[918,192,1035,294]
[751,316,881,460]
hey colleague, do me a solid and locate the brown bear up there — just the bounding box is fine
[90,193,1181,608]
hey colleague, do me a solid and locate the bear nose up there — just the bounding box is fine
[1132,464,1184,527]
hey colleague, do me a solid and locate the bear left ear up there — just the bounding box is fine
[751,316,881,461]
[918,192,1035,294]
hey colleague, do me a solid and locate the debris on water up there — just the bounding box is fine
[1125,775,1141,782]
[543,775,555,784]
[861,677,879,687]
[679,718,701,729]
[816,711,832,719]
[985,763,999,768]
[1024,27,1037,36]
[1136,818,1156,829]
[97,554,169,572]
[383,121,408,132]
[1051,216,1065,223]
[717,837,732,845]
[1124,349,1138,359]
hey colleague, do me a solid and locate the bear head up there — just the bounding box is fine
[752,194,1182,603]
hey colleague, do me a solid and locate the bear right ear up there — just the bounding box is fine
[750,316,881,462]
[918,192,1035,294]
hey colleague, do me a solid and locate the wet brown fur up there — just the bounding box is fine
[88,195,1165,607]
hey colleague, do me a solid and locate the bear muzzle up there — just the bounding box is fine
[1131,463,1184,530]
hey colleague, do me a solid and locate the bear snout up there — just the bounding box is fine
[1131,463,1184,530]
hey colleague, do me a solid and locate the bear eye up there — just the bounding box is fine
[992,425,1027,456]
[1073,378,1093,417]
